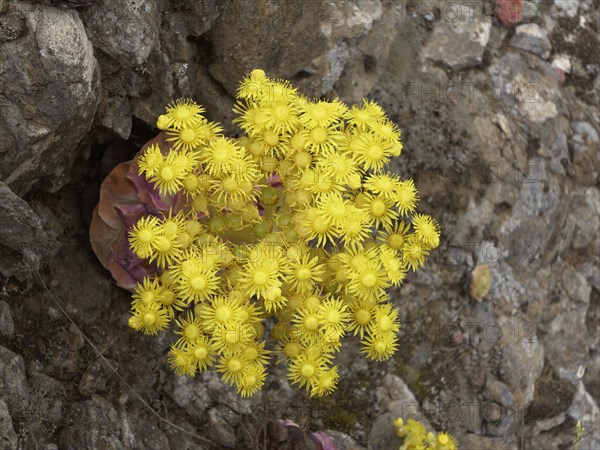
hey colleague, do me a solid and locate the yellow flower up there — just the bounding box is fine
[395,179,419,215]
[149,151,189,196]
[312,365,339,397]
[131,277,163,307]
[402,235,430,271]
[286,254,325,295]
[352,132,393,172]
[167,123,208,151]
[137,144,164,177]
[129,216,162,259]
[288,344,329,392]
[162,98,205,130]
[347,299,376,339]
[197,295,241,332]
[237,362,267,397]
[186,336,217,372]
[361,329,398,361]
[412,213,441,248]
[168,345,196,376]
[201,137,245,177]
[122,69,443,398]
[175,311,204,347]
[216,354,246,386]
[129,301,170,335]
[298,99,346,129]
[237,68,270,100]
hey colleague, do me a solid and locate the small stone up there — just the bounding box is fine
[568,383,600,449]
[47,244,111,323]
[325,430,366,450]
[421,4,491,70]
[553,0,580,17]
[496,0,524,25]
[58,396,123,450]
[0,182,58,280]
[510,24,552,59]
[469,264,491,302]
[0,345,30,415]
[0,11,27,42]
[80,0,158,68]
[0,399,18,450]
[0,3,101,195]
[0,300,14,336]
[572,121,599,145]
[552,55,572,73]
[539,118,569,174]
[497,316,544,406]
[207,407,237,448]
[79,358,114,397]
[484,375,514,407]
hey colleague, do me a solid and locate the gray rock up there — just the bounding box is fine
[553,0,580,17]
[568,382,600,450]
[131,421,170,450]
[0,2,100,195]
[369,374,432,450]
[79,359,114,397]
[497,315,544,406]
[461,433,516,449]
[544,266,591,382]
[96,95,132,140]
[421,4,491,70]
[206,0,377,97]
[0,182,58,280]
[79,0,158,68]
[43,324,85,376]
[489,53,562,133]
[484,375,514,408]
[47,243,111,323]
[567,188,599,252]
[539,118,569,174]
[164,372,213,420]
[573,121,600,144]
[325,430,366,450]
[27,371,64,425]
[569,121,600,185]
[0,301,14,336]
[58,395,123,450]
[0,10,28,42]
[207,407,237,448]
[334,1,402,103]
[0,399,18,450]
[510,24,551,59]
[0,346,30,416]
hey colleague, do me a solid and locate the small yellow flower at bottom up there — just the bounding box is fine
[129,301,170,335]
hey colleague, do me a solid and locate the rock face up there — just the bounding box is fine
[421,3,491,70]
[206,0,382,97]
[0,3,100,196]
[0,181,57,279]
[1,0,599,449]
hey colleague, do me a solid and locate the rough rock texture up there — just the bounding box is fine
[0,2,100,196]
[0,181,57,280]
[1,0,599,449]
[421,3,491,70]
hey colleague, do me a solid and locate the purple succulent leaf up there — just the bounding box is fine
[311,431,338,450]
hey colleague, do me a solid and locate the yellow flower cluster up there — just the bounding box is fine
[394,418,458,450]
[127,69,441,397]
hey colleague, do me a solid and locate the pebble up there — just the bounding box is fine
[421,4,491,70]
[0,399,18,450]
[0,345,30,415]
[0,300,14,336]
[510,23,552,59]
